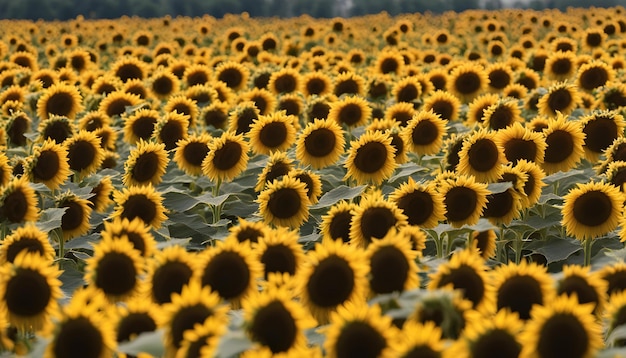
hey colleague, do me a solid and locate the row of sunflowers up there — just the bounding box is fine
[2,5,626,358]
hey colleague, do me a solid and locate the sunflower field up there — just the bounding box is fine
[4,5,626,358]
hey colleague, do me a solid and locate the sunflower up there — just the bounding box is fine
[36,83,83,120]
[408,289,471,340]
[366,228,419,296]
[562,181,622,241]
[241,88,276,115]
[183,63,212,87]
[519,295,603,358]
[577,60,614,92]
[422,90,461,122]
[541,113,585,175]
[295,118,345,169]
[257,175,310,229]
[123,140,169,187]
[185,84,218,107]
[87,176,114,213]
[214,61,248,91]
[495,122,546,165]
[580,111,625,162]
[199,103,228,131]
[537,81,581,118]
[323,301,398,358]
[268,67,300,95]
[448,62,488,103]
[503,83,529,100]
[43,299,116,358]
[202,131,249,183]
[544,51,577,81]
[163,95,198,128]
[328,95,371,128]
[349,189,407,248]
[110,297,160,352]
[392,76,423,105]
[101,216,156,259]
[401,109,448,156]
[389,177,445,228]
[36,116,73,145]
[485,62,513,92]
[0,177,38,224]
[110,56,147,82]
[429,249,492,312]
[302,71,333,97]
[146,245,199,305]
[5,110,30,147]
[64,130,104,178]
[160,279,229,354]
[152,111,189,151]
[78,111,110,132]
[228,218,270,244]
[0,223,55,264]
[147,68,180,99]
[175,317,226,358]
[243,286,316,354]
[320,201,357,243]
[482,99,522,131]
[172,133,211,177]
[450,309,523,358]
[557,265,607,316]
[604,291,626,345]
[439,174,490,228]
[112,184,168,229]
[344,130,397,185]
[255,151,293,192]
[248,111,297,155]
[99,91,142,118]
[466,93,501,126]
[457,129,505,183]
[471,229,497,260]
[333,71,366,97]
[0,252,61,331]
[601,82,626,111]
[483,176,524,226]
[296,238,368,324]
[228,100,260,135]
[123,78,149,100]
[287,168,323,204]
[56,192,92,241]
[491,260,555,320]
[85,237,144,302]
[277,93,304,118]
[123,108,159,145]
[394,321,445,358]
[255,226,305,279]
[198,237,262,305]
[596,261,626,297]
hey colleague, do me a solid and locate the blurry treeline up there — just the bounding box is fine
[0,0,624,20]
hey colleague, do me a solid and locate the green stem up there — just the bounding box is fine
[496,226,507,264]
[583,237,593,267]
[53,228,64,260]
[514,232,523,264]
[435,233,443,259]
[212,178,222,224]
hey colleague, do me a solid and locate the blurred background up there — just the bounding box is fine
[0,0,624,20]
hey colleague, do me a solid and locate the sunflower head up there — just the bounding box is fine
[257,175,311,229]
[344,130,398,185]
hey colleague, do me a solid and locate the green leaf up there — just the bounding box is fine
[59,263,85,303]
[155,237,192,249]
[162,191,201,212]
[216,330,254,358]
[387,162,428,183]
[117,329,165,357]
[487,181,512,194]
[526,237,581,264]
[310,185,366,210]
[64,233,100,250]
[36,207,67,233]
